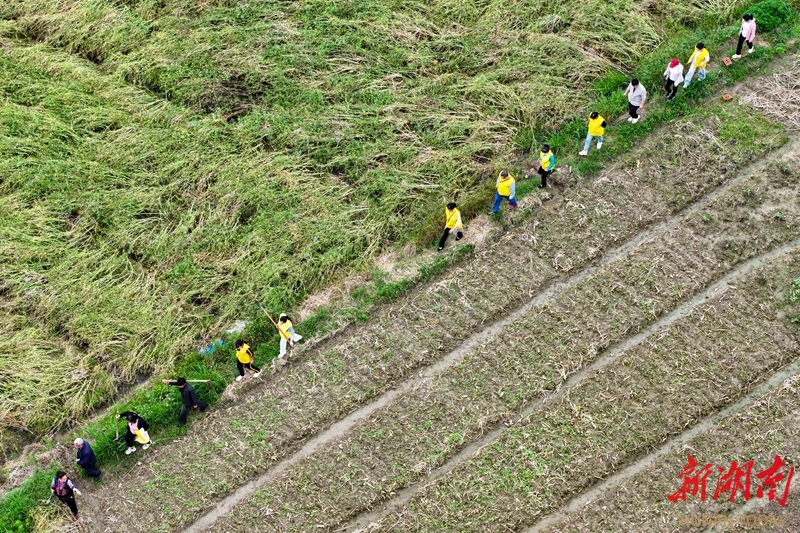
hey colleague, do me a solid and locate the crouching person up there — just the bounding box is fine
[116,411,151,455]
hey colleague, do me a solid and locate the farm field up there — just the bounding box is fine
[31,54,795,533]
[0,0,792,447]
[2,1,800,532]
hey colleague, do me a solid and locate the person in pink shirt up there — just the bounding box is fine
[733,14,756,59]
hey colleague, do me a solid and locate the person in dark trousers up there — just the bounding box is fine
[538,144,555,188]
[235,339,261,382]
[623,78,647,123]
[116,411,151,454]
[438,202,463,251]
[51,471,81,520]
[733,14,756,59]
[164,377,208,427]
[663,58,684,100]
[73,438,101,481]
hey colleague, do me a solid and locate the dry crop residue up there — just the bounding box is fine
[203,139,800,532]
[78,88,787,533]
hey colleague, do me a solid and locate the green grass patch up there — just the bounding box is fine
[0,2,799,529]
[0,469,56,533]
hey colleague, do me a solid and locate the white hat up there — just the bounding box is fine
[73,438,84,446]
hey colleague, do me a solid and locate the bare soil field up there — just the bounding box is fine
[202,142,800,532]
[360,241,800,533]
[530,321,800,533]
[67,84,796,532]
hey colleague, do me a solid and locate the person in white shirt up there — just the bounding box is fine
[663,58,684,100]
[623,78,647,124]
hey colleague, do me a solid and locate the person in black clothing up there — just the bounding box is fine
[116,411,151,455]
[73,438,101,480]
[164,377,208,426]
[51,471,81,520]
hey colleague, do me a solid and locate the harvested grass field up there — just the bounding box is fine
[36,60,796,532]
[0,0,780,443]
[3,1,800,532]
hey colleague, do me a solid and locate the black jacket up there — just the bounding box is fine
[169,382,201,407]
[76,441,97,468]
[119,411,150,432]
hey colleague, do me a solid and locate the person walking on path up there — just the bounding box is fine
[684,43,709,88]
[490,171,517,214]
[73,438,101,481]
[538,144,555,188]
[623,78,647,123]
[733,14,756,59]
[277,314,302,359]
[664,58,684,100]
[438,202,463,251]
[51,471,81,521]
[116,411,151,455]
[235,340,261,381]
[164,378,208,427]
[579,112,606,155]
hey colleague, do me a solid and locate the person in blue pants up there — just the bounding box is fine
[491,170,517,214]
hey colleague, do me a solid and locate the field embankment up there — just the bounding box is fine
[61,60,799,531]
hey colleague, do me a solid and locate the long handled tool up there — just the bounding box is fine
[258,303,294,356]
[161,379,215,389]
[258,303,279,329]
[113,412,121,442]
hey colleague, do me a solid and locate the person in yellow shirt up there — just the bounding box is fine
[277,314,302,359]
[438,202,464,251]
[234,339,261,381]
[537,144,555,188]
[684,42,709,89]
[579,112,606,156]
[491,171,517,214]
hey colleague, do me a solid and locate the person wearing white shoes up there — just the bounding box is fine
[235,339,261,381]
[623,78,647,124]
[579,111,606,155]
[733,14,756,59]
[277,314,302,359]
[117,411,151,454]
[684,42,709,88]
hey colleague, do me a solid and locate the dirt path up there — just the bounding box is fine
[184,131,799,531]
[78,74,791,533]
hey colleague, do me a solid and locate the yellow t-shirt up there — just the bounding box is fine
[496,175,515,196]
[236,343,253,363]
[689,48,709,68]
[278,315,292,340]
[588,115,605,136]
[445,208,463,230]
